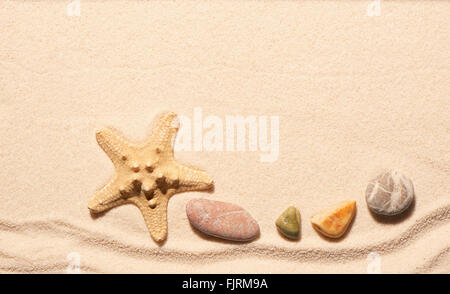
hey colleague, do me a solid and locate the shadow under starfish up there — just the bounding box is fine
[88,112,214,243]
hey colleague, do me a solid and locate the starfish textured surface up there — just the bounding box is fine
[88,112,214,243]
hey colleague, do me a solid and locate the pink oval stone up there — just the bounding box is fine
[186,199,260,241]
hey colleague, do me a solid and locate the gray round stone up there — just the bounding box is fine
[365,170,414,216]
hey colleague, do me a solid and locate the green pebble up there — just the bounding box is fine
[276,206,301,240]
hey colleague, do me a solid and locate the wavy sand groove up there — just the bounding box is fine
[1,205,448,270]
[0,261,99,274]
[413,247,450,274]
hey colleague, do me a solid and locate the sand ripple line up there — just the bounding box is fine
[0,242,99,273]
[413,246,450,274]
[0,205,448,264]
[0,260,98,274]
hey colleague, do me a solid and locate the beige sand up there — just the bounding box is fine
[0,1,449,273]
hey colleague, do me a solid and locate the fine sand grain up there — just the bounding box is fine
[0,1,449,273]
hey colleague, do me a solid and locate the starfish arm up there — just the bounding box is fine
[175,162,214,193]
[130,194,169,243]
[146,112,179,154]
[96,127,134,167]
[88,177,127,213]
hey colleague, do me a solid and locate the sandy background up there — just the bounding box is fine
[0,1,449,273]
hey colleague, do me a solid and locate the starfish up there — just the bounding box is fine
[88,112,214,243]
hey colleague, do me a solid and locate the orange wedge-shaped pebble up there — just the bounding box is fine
[311,200,356,239]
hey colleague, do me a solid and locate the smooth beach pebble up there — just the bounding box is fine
[276,206,301,240]
[311,200,356,239]
[365,170,414,216]
[186,199,260,242]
